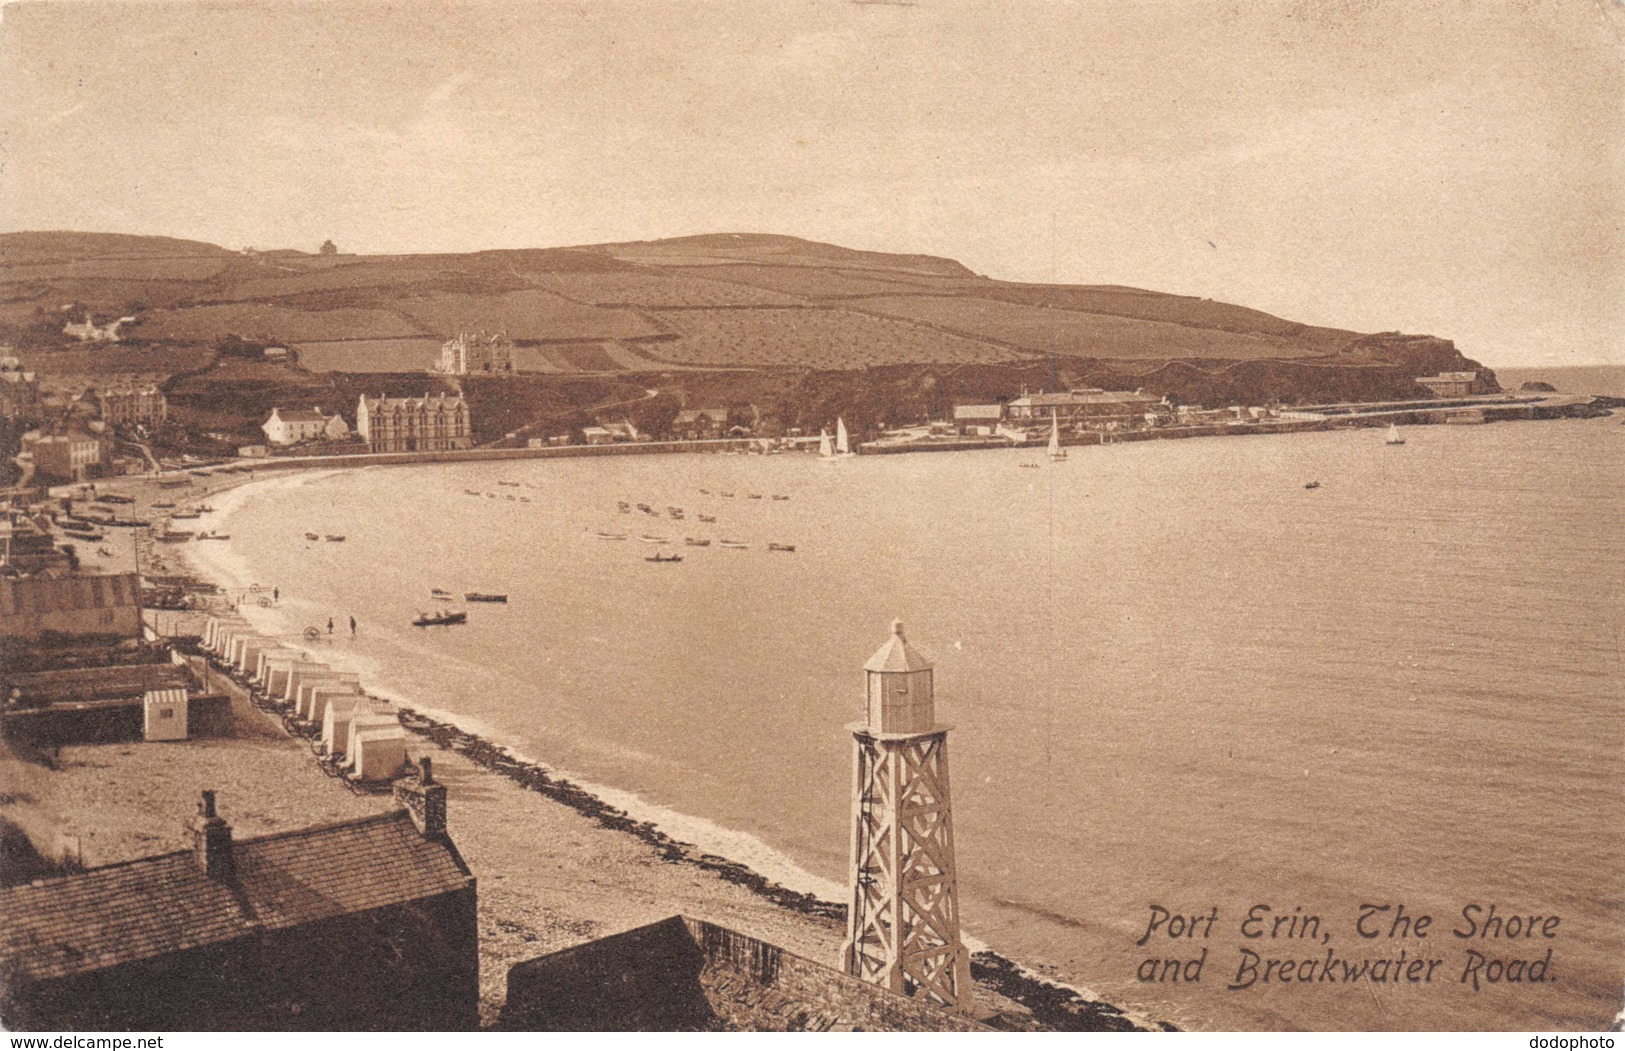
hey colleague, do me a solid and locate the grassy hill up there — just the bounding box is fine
[1,229,1381,368]
[0,230,1495,442]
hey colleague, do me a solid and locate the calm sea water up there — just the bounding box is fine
[199,407,1624,1031]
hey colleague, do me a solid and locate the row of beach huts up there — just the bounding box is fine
[200,615,409,788]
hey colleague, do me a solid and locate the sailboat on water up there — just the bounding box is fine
[1385,422,1406,446]
[821,418,855,460]
[1048,411,1067,461]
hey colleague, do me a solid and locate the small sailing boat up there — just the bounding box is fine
[818,428,835,459]
[835,417,854,457]
[1385,422,1406,446]
[1048,411,1067,461]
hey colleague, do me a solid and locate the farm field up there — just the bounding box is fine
[11,344,216,378]
[975,283,1356,347]
[847,295,1325,360]
[213,263,449,302]
[593,233,974,278]
[0,232,232,265]
[526,269,805,308]
[293,338,445,373]
[133,304,423,343]
[643,306,1027,368]
[393,290,662,342]
[0,257,230,283]
[681,264,956,300]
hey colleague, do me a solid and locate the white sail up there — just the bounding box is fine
[1048,411,1066,459]
[819,429,834,458]
[1387,422,1404,444]
[836,417,851,455]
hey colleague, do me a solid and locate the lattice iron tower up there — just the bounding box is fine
[841,620,973,1011]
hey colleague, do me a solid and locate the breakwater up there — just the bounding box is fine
[385,704,1156,1032]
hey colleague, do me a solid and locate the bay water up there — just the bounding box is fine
[193,406,1623,1031]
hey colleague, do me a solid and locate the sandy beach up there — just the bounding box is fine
[9,465,1155,1031]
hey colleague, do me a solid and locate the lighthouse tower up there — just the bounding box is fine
[841,621,973,1010]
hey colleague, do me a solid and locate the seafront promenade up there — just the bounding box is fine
[48,392,1612,497]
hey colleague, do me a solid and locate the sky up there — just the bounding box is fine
[1,0,1621,367]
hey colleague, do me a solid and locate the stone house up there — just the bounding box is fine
[0,776,477,1031]
[672,408,728,441]
[262,407,349,446]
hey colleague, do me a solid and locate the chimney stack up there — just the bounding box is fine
[189,790,234,879]
[394,756,448,838]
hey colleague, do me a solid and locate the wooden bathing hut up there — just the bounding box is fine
[348,725,409,784]
[294,673,359,720]
[345,712,401,764]
[260,655,320,698]
[322,698,390,760]
[250,648,300,688]
[304,683,363,726]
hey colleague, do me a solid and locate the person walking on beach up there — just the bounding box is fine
[349,615,357,637]
[327,617,334,635]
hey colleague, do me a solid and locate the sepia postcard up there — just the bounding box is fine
[0,0,1621,1035]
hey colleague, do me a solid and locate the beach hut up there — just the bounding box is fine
[268,660,326,701]
[204,617,249,656]
[296,673,360,720]
[251,647,300,687]
[234,636,279,676]
[345,712,402,767]
[305,683,362,725]
[348,725,408,783]
[142,688,188,741]
[322,698,389,759]
[281,664,335,705]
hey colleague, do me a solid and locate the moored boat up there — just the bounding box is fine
[304,532,320,541]
[465,592,507,603]
[597,531,629,540]
[645,553,683,563]
[767,543,796,552]
[640,534,669,543]
[326,535,345,542]
[719,539,748,549]
[413,610,467,626]
[684,538,711,546]
[698,514,717,523]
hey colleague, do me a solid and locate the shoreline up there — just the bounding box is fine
[143,468,1163,1031]
[90,409,1618,1030]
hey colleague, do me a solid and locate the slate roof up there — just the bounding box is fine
[9,663,192,705]
[0,573,139,619]
[0,810,473,983]
[269,408,327,423]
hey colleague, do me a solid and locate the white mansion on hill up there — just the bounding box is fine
[356,393,472,453]
[435,331,513,375]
